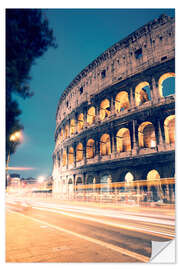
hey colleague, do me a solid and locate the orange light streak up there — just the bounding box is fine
[6,167,35,171]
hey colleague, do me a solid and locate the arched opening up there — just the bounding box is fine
[68,178,73,184]
[64,124,69,139]
[100,174,111,192]
[125,172,134,183]
[87,106,96,125]
[67,178,73,195]
[135,82,151,106]
[115,91,130,112]
[56,134,60,146]
[87,175,95,184]
[60,129,63,142]
[70,119,76,135]
[158,72,175,97]
[86,139,95,159]
[164,115,175,144]
[100,99,111,120]
[116,128,131,152]
[76,143,83,162]
[68,147,74,165]
[147,169,160,180]
[138,122,156,148]
[77,113,84,132]
[124,172,135,198]
[76,177,83,185]
[147,169,161,202]
[100,134,111,156]
[62,150,67,167]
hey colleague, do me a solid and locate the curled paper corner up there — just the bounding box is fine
[150,239,175,263]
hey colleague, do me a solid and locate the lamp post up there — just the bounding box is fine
[6,131,22,189]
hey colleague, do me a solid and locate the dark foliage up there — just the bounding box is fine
[6,9,57,159]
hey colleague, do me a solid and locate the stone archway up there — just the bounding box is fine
[70,119,76,135]
[87,106,96,125]
[86,139,95,159]
[76,143,83,161]
[164,115,175,144]
[68,147,74,165]
[147,169,161,202]
[100,134,111,155]
[116,128,131,152]
[100,99,111,120]
[138,122,156,148]
[158,72,175,97]
[62,150,67,167]
[77,113,84,132]
[115,91,130,112]
[135,82,151,106]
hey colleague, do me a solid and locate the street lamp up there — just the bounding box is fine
[6,131,23,188]
[38,176,46,190]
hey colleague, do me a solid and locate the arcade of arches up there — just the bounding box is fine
[57,73,175,144]
[58,115,175,168]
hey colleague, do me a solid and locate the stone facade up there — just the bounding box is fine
[52,14,175,197]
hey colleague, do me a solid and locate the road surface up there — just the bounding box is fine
[6,196,175,263]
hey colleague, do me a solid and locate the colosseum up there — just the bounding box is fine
[52,14,175,203]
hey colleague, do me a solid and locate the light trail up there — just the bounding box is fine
[31,201,175,226]
[32,206,175,239]
[6,167,35,171]
[7,209,150,263]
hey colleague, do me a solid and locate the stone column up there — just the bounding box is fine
[96,135,101,161]
[83,107,88,128]
[157,120,164,151]
[151,76,160,102]
[111,96,115,115]
[73,143,76,168]
[130,87,135,108]
[109,130,113,154]
[66,146,69,169]
[82,139,87,164]
[132,120,138,154]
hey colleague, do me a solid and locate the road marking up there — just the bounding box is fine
[33,206,175,239]
[7,209,149,263]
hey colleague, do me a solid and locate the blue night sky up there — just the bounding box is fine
[9,9,175,179]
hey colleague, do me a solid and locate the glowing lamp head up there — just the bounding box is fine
[10,131,22,142]
[38,176,45,183]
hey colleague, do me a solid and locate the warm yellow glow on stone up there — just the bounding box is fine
[164,115,175,144]
[68,147,74,165]
[70,119,76,135]
[86,139,95,159]
[115,91,130,112]
[77,113,84,132]
[64,124,69,138]
[100,99,111,120]
[100,134,111,156]
[76,143,83,161]
[116,128,131,152]
[147,169,160,180]
[125,172,134,182]
[138,122,156,148]
[62,150,67,167]
[135,81,150,106]
[87,106,96,125]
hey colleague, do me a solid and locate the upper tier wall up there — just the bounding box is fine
[56,14,175,127]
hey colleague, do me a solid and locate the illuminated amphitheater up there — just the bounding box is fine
[52,14,175,203]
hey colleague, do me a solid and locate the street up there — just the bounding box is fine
[6,196,175,263]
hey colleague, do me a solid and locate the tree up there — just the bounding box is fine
[6,9,57,159]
